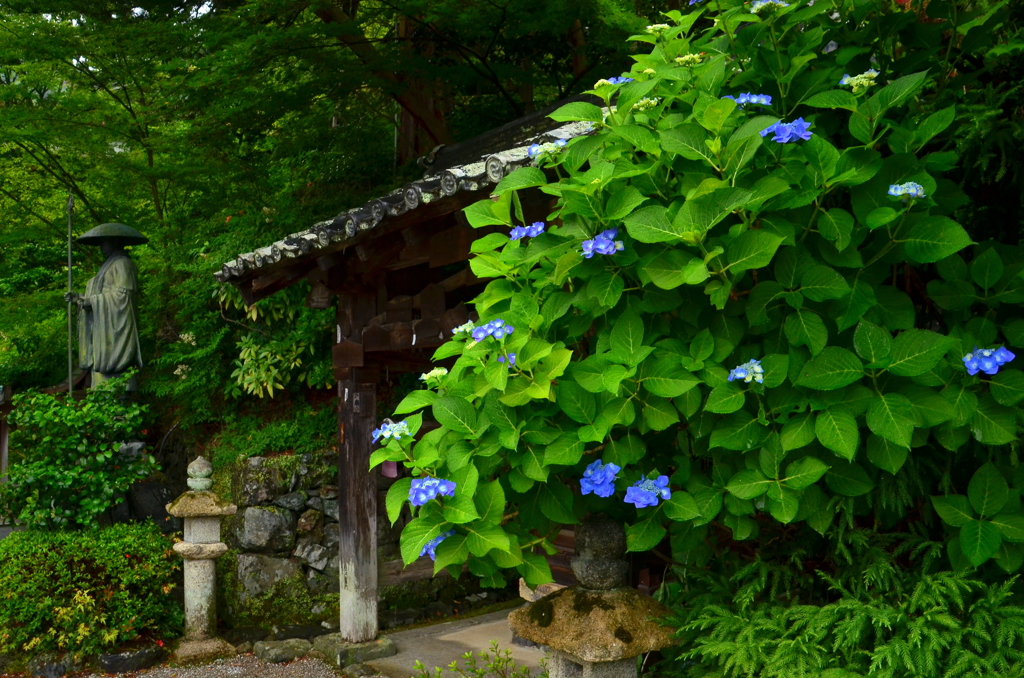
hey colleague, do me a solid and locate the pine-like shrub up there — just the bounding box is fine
[655,529,1024,677]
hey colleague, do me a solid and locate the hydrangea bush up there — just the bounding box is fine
[371,0,1024,587]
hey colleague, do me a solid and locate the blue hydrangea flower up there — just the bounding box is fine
[888,182,926,199]
[728,359,765,384]
[580,459,621,498]
[372,419,411,444]
[510,222,546,240]
[689,0,705,4]
[471,319,515,342]
[723,93,772,108]
[760,118,813,143]
[963,347,1016,376]
[624,476,672,508]
[527,139,567,159]
[409,477,457,506]
[420,367,448,386]
[421,530,456,561]
[608,77,633,85]
[581,228,625,258]
[839,69,879,93]
[497,353,517,367]
[751,0,789,12]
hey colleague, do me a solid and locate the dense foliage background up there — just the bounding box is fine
[2,1,1024,674]
[0,0,649,450]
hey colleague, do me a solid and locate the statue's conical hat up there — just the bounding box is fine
[76,223,149,246]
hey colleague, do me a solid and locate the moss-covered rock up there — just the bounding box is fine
[217,549,338,628]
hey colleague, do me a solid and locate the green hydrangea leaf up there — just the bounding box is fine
[783,456,830,490]
[705,383,745,414]
[795,347,864,390]
[960,519,1002,567]
[853,320,892,365]
[866,393,915,448]
[968,462,1009,517]
[991,370,1024,406]
[866,434,908,474]
[726,231,785,273]
[725,469,772,499]
[816,408,859,461]
[931,495,973,527]
[971,395,1018,445]
[626,513,668,552]
[901,216,973,263]
[887,329,954,377]
[826,460,875,497]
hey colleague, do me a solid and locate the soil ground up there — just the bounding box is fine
[0,608,548,678]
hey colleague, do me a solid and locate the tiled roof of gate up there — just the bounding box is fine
[214,101,598,284]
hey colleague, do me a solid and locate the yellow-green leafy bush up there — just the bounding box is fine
[0,523,182,660]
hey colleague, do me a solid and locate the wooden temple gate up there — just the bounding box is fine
[217,104,594,641]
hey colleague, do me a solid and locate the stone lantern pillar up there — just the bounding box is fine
[508,517,676,678]
[166,456,238,663]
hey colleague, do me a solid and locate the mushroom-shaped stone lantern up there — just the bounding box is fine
[165,456,238,663]
[508,517,676,678]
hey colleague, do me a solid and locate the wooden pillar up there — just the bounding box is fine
[337,379,378,641]
[335,290,380,642]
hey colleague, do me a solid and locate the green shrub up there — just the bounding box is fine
[0,523,183,660]
[207,400,337,469]
[0,372,157,530]
[372,0,1024,590]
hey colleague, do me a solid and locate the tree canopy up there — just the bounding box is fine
[0,0,650,424]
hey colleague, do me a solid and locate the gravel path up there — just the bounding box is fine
[75,654,344,678]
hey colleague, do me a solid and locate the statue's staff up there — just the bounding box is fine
[66,190,75,395]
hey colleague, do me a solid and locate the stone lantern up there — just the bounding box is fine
[166,456,238,663]
[508,517,676,678]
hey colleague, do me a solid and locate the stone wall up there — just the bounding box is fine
[217,450,408,628]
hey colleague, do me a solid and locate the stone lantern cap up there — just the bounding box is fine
[507,586,676,663]
[166,491,237,518]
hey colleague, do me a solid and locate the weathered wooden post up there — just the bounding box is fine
[337,378,378,641]
[166,456,238,663]
[299,291,397,671]
[334,289,381,641]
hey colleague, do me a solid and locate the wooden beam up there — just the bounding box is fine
[359,318,452,352]
[440,303,471,335]
[389,322,414,351]
[362,324,391,352]
[306,279,332,309]
[437,267,482,293]
[248,260,317,304]
[365,351,441,373]
[332,341,364,368]
[415,284,446,319]
[385,296,413,323]
[429,225,474,268]
[334,366,381,382]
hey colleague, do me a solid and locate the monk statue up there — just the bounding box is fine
[63,223,147,389]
